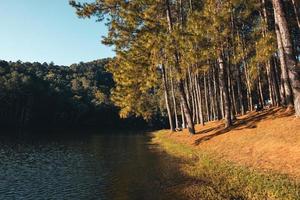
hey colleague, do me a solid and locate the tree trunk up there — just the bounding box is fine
[204,73,210,122]
[273,0,300,116]
[179,80,195,134]
[266,61,275,106]
[268,60,280,106]
[181,103,186,128]
[274,12,294,107]
[208,70,216,120]
[291,0,300,30]
[270,59,281,106]
[185,79,191,111]
[170,70,179,129]
[193,74,200,124]
[244,62,253,111]
[236,64,244,115]
[258,72,265,107]
[162,65,174,131]
[195,74,204,125]
[241,34,253,111]
[213,64,222,119]
[227,62,237,116]
[165,0,195,133]
[218,54,232,128]
[188,67,196,122]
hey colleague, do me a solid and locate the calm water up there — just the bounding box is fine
[0,132,182,200]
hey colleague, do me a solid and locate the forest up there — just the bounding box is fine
[70,0,300,134]
[0,59,156,132]
[1,1,299,199]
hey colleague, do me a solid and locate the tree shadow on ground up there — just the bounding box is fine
[194,108,294,146]
[148,141,247,200]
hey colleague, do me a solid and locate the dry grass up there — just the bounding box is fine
[160,107,300,179]
[152,111,300,199]
[152,129,300,199]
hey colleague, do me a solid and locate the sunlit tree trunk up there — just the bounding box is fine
[218,54,232,128]
[274,12,294,107]
[195,74,204,125]
[290,0,300,30]
[270,60,281,106]
[227,61,237,116]
[188,67,196,122]
[204,73,210,122]
[185,79,191,111]
[273,58,282,105]
[258,71,265,107]
[181,103,186,128]
[193,75,200,124]
[244,61,253,111]
[273,0,300,116]
[165,0,195,133]
[162,65,174,131]
[213,64,222,119]
[170,69,179,129]
[208,70,216,120]
[266,62,275,106]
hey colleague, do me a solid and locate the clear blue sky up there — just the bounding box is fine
[0,0,114,66]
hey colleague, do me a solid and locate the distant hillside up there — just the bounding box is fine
[0,58,158,132]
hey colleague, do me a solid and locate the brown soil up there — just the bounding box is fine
[163,108,300,179]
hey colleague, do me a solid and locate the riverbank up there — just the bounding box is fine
[152,108,300,199]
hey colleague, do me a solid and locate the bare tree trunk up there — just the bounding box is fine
[185,79,191,110]
[208,70,216,120]
[231,9,244,115]
[240,33,253,111]
[266,61,275,106]
[258,72,265,107]
[193,75,200,124]
[195,74,204,125]
[244,62,253,111]
[162,65,174,131]
[204,73,210,122]
[165,0,195,133]
[179,80,195,134]
[213,64,222,119]
[272,58,282,106]
[181,103,186,128]
[220,87,225,118]
[261,0,280,107]
[227,63,237,116]
[291,0,300,30]
[218,54,232,128]
[256,84,263,107]
[235,64,244,115]
[273,0,300,116]
[275,56,288,105]
[170,69,179,129]
[280,72,287,105]
[270,59,281,106]
[274,12,294,107]
[188,67,196,122]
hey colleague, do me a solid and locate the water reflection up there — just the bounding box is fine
[0,133,184,200]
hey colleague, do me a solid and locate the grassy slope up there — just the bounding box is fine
[152,108,300,199]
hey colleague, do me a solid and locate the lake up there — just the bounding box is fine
[0,132,184,200]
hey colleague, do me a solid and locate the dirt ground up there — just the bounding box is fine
[163,108,300,179]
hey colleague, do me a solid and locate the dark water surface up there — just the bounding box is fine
[0,132,181,200]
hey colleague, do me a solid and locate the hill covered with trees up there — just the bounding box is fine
[0,59,158,132]
[71,0,300,134]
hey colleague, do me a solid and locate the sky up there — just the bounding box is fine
[0,0,114,66]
